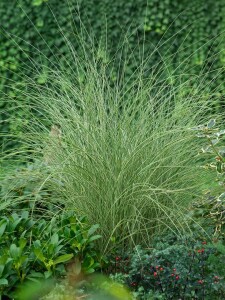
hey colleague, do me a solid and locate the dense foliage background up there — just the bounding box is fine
[1,0,225,149]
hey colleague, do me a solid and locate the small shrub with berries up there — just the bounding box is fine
[109,234,225,299]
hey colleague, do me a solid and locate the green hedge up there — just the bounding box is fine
[1,0,225,150]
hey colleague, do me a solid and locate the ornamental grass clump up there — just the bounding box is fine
[1,31,220,253]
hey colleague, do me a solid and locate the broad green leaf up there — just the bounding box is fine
[21,211,29,219]
[33,240,41,248]
[88,224,99,237]
[27,271,45,280]
[88,235,101,242]
[71,240,82,251]
[32,0,44,7]
[19,255,28,266]
[10,244,20,259]
[54,254,73,265]
[0,279,8,285]
[34,248,46,262]
[11,218,21,231]
[85,268,95,274]
[0,255,8,265]
[50,233,59,245]
[48,244,55,256]
[19,238,27,250]
[83,255,94,270]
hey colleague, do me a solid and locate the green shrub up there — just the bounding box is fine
[0,210,101,299]
[109,235,225,299]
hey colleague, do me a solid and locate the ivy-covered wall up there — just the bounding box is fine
[1,0,225,149]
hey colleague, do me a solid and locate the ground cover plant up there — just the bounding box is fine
[0,210,101,299]
[108,235,225,300]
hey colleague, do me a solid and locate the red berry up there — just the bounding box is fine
[175,276,180,280]
[160,267,164,271]
[202,241,207,245]
[115,256,121,261]
[198,280,204,284]
[156,266,159,270]
[171,273,175,277]
[197,249,204,253]
[173,268,176,272]
[153,272,157,277]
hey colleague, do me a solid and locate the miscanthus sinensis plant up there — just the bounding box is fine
[1,18,222,253]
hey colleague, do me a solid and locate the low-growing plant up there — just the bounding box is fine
[109,235,225,299]
[0,210,101,299]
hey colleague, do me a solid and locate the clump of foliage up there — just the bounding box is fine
[6,39,219,255]
[189,119,225,237]
[0,159,63,214]
[0,210,101,299]
[109,235,225,299]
